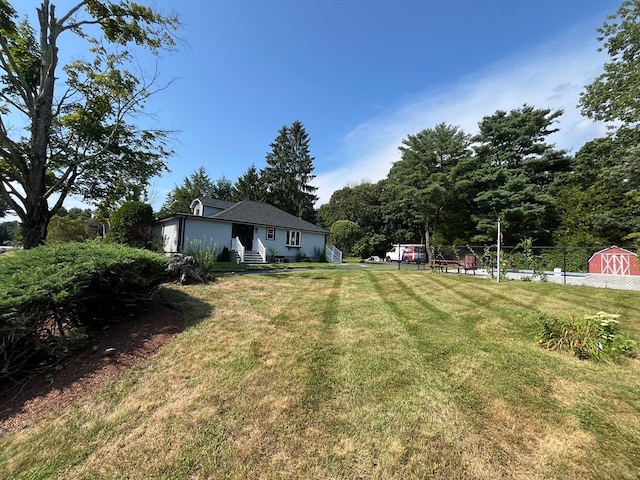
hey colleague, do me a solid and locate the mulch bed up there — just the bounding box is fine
[0,302,184,436]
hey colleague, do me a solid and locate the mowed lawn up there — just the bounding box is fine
[2,269,640,479]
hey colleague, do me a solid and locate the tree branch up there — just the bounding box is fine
[0,35,35,112]
[0,116,29,179]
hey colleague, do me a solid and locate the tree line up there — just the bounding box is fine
[318,108,639,258]
[1,1,639,252]
[158,120,318,223]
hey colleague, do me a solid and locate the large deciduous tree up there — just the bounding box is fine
[554,130,640,245]
[317,181,386,258]
[262,120,318,222]
[329,219,361,257]
[579,1,640,242]
[0,1,180,248]
[580,0,640,126]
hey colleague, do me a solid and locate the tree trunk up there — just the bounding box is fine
[18,1,59,250]
[22,197,50,249]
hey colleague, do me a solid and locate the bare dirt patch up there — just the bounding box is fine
[0,302,184,436]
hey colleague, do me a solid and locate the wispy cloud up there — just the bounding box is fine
[315,27,609,205]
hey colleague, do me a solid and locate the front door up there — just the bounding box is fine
[232,224,254,250]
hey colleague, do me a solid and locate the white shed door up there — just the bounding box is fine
[601,253,630,275]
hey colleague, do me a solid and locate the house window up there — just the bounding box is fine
[266,227,275,241]
[194,206,201,216]
[286,230,301,247]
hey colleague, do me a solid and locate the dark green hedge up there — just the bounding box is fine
[0,242,171,393]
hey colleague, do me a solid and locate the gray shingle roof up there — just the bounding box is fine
[197,198,236,209]
[207,200,328,234]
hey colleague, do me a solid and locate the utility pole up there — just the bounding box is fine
[496,218,501,283]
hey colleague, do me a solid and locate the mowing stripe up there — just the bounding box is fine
[299,271,344,413]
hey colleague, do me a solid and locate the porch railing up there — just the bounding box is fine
[256,238,266,263]
[232,237,245,263]
[325,245,343,263]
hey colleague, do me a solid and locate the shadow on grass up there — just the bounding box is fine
[0,288,212,435]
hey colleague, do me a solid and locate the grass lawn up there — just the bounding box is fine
[1,269,639,479]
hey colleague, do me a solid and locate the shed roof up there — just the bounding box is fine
[589,246,637,262]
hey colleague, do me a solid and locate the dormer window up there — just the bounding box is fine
[190,199,203,216]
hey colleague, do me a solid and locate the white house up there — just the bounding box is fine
[153,198,335,263]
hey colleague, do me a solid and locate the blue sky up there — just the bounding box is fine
[15,0,622,211]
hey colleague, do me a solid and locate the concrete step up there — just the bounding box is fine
[231,250,266,264]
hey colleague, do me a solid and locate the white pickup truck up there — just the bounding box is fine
[385,245,426,263]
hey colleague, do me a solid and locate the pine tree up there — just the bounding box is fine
[382,123,472,256]
[468,105,571,245]
[262,121,318,222]
[158,167,216,217]
[234,165,266,201]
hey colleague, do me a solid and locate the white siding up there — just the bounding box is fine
[190,199,227,217]
[153,218,181,253]
[255,226,326,261]
[156,218,326,261]
[183,218,233,252]
[202,205,227,216]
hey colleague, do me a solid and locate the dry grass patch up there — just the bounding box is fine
[1,270,639,479]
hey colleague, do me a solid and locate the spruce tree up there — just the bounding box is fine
[262,121,318,222]
[234,165,266,201]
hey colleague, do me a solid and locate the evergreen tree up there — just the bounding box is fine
[382,123,472,258]
[211,175,236,202]
[468,105,571,245]
[234,164,266,201]
[262,121,318,222]
[158,167,216,217]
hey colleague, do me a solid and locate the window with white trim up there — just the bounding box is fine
[266,227,275,241]
[286,230,301,247]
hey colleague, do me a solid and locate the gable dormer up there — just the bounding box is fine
[190,198,205,216]
[189,198,237,217]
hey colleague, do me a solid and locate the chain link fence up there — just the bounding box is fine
[428,245,640,292]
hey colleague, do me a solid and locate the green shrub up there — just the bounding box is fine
[47,215,90,243]
[108,201,154,248]
[509,238,547,281]
[353,233,388,259]
[314,246,327,262]
[184,237,218,273]
[536,311,637,362]
[0,242,170,392]
[540,249,590,273]
[217,246,231,263]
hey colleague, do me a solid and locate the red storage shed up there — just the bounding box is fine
[588,246,640,276]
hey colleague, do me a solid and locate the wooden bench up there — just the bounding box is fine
[429,258,477,274]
